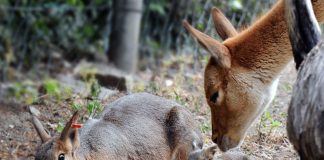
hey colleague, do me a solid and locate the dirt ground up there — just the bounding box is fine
[0,57,298,160]
[241,62,298,159]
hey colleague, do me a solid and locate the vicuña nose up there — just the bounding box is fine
[212,134,219,144]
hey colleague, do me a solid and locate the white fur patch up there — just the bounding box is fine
[306,0,322,33]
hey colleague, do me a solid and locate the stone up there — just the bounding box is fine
[74,60,131,91]
[57,73,117,101]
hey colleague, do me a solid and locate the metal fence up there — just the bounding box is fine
[0,0,282,80]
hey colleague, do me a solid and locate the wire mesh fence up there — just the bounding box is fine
[0,0,295,80]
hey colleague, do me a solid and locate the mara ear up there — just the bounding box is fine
[32,116,51,143]
[60,112,80,149]
[211,7,238,40]
[183,20,231,68]
[68,128,80,149]
[188,144,217,160]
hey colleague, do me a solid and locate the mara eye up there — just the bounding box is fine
[210,92,219,103]
[58,154,65,160]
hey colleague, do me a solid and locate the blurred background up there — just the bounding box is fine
[0,0,277,79]
[2,0,321,159]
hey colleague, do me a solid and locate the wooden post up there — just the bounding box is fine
[107,0,143,73]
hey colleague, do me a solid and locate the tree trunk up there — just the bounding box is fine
[107,0,143,73]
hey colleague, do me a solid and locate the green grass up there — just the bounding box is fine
[8,80,38,105]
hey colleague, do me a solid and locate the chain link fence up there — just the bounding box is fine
[0,0,281,80]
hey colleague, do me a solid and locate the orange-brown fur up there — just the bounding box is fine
[184,0,324,151]
[225,0,324,81]
[212,7,238,40]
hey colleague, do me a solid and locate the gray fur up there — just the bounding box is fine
[285,0,321,69]
[287,42,324,159]
[34,93,216,160]
[285,0,324,159]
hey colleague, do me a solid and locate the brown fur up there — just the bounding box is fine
[211,7,238,40]
[184,0,324,151]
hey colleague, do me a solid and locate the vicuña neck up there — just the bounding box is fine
[224,0,324,83]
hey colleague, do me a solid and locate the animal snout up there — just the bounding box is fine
[212,133,219,144]
[212,134,239,152]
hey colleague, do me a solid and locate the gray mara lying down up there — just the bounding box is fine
[32,93,217,160]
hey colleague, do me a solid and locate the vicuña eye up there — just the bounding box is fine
[58,154,65,160]
[210,92,219,103]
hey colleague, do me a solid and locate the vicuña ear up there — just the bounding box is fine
[183,20,231,68]
[211,7,238,40]
[60,112,80,149]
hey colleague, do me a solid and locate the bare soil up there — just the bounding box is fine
[0,57,298,160]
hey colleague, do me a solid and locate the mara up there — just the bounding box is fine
[32,93,216,160]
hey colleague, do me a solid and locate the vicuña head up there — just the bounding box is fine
[184,0,324,151]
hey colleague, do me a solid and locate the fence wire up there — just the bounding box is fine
[0,0,281,81]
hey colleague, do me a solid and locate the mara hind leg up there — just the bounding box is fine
[165,106,216,160]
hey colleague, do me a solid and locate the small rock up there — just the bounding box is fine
[165,79,173,87]
[29,106,41,116]
[58,74,89,97]
[98,88,118,102]
[8,124,14,129]
[57,74,117,100]
[95,73,127,91]
[74,61,130,91]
